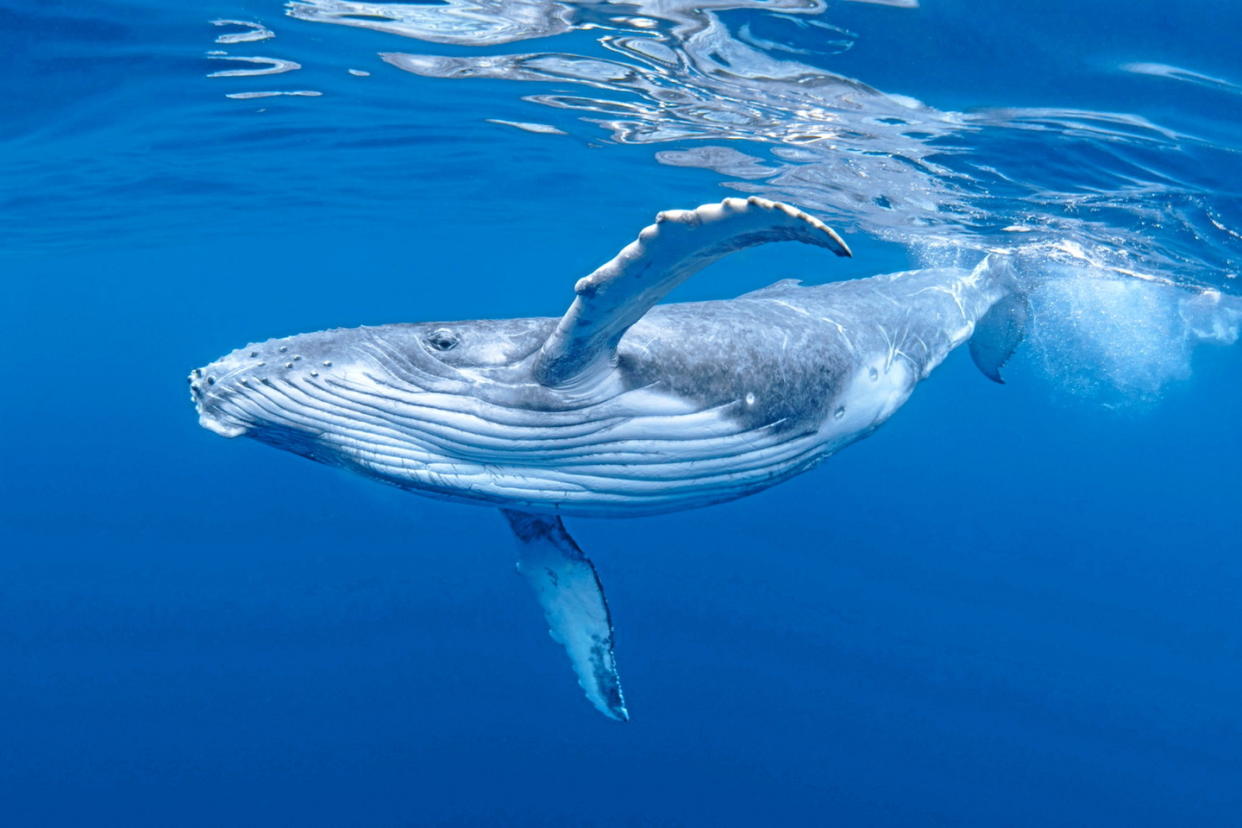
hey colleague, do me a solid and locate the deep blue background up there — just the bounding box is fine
[2,1,1241,825]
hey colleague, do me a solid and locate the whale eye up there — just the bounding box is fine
[426,328,460,352]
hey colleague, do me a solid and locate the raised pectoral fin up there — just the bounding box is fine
[533,197,851,387]
[502,510,628,721]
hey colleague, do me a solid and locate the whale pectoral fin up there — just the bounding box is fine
[502,509,629,722]
[970,290,1030,384]
[533,196,851,387]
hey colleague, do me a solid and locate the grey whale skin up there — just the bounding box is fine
[190,197,1023,720]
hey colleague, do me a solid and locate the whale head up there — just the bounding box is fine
[188,317,590,492]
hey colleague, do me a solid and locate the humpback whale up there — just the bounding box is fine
[189,197,1025,720]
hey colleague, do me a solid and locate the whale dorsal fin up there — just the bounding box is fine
[532,196,851,387]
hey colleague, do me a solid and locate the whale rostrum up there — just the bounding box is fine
[190,196,1024,720]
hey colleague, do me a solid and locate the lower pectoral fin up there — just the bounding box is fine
[502,510,629,721]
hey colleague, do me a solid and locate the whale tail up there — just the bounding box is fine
[969,254,1030,384]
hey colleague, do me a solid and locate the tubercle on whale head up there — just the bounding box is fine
[189,328,356,440]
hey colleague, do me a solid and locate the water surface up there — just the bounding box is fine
[2,1,1241,824]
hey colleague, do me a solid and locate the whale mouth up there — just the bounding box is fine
[197,409,249,438]
[189,366,252,438]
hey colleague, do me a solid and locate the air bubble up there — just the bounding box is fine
[1026,269,1223,404]
[868,367,878,381]
[834,406,845,419]
[744,392,756,406]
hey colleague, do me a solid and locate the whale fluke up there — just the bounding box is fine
[533,196,851,387]
[503,510,628,721]
[970,291,1029,383]
[968,256,1029,383]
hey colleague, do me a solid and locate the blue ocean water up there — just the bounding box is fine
[3,0,1242,824]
